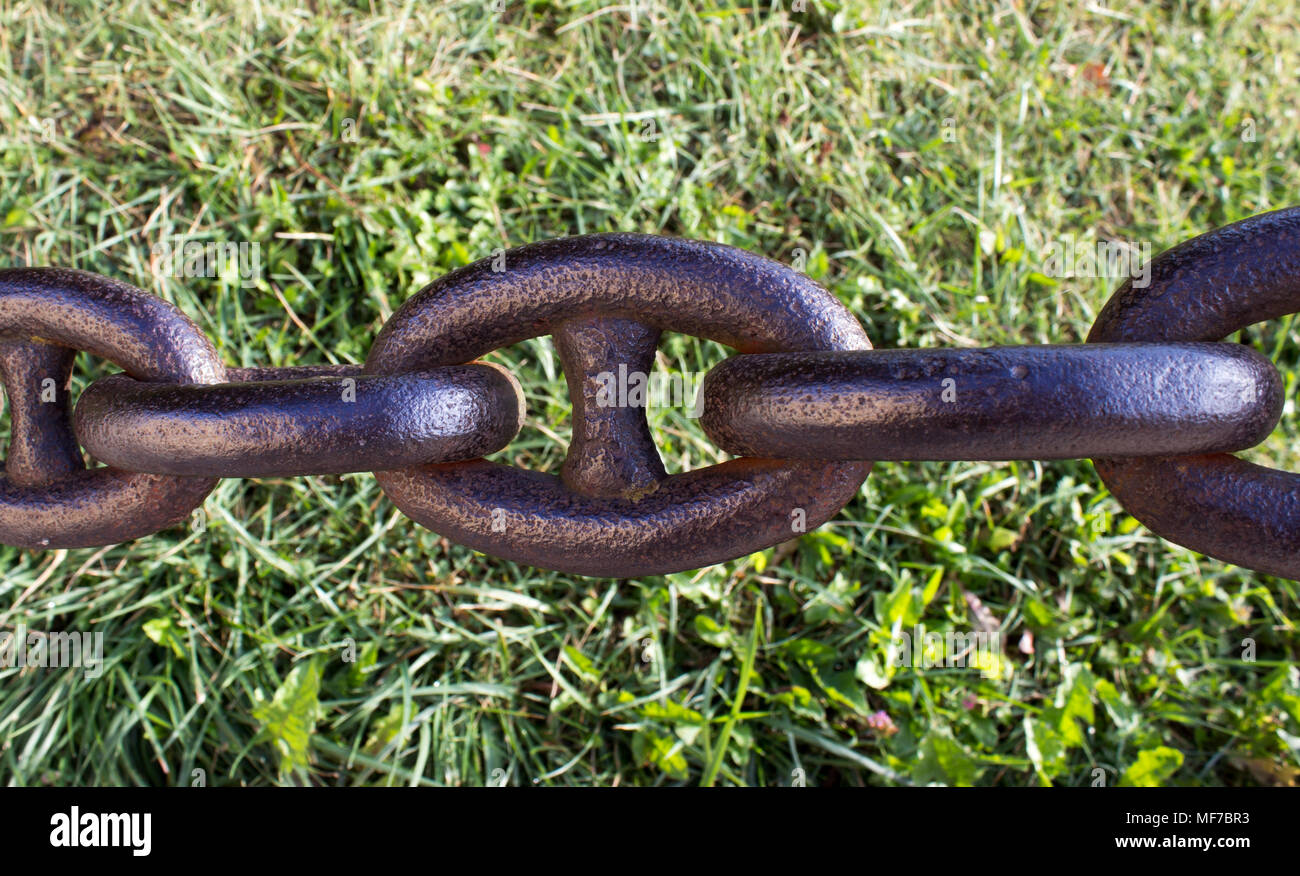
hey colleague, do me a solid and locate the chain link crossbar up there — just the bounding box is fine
[0,213,1295,578]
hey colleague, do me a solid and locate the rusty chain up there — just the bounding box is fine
[0,208,1295,579]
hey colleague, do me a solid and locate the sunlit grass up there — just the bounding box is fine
[1,0,1298,786]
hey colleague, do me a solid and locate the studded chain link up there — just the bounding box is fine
[1,208,1296,579]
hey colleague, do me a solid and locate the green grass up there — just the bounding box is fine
[2,0,1299,786]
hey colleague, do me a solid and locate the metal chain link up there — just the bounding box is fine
[0,209,1295,578]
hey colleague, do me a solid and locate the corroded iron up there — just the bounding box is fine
[0,339,81,486]
[365,233,873,578]
[1087,206,1300,579]
[2,212,1298,582]
[378,458,869,578]
[699,344,1281,460]
[0,268,223,548]
[75,364,524,478]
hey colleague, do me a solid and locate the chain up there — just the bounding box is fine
[0,208,1296,579]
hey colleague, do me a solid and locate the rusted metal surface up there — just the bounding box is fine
[365,234,871,369]
[0,268,224,548]
[378,458,870,578]
[1088,207,1300,578]
[1089,207,1300,343]
[555,317,666,499]
[2,212,1298,581]
[0,339,81,485]
[75,364,524,478]
[700,344,1281,460]
[365,233,872,577]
